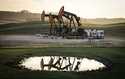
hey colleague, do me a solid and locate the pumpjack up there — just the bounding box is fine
[41,6,87,38]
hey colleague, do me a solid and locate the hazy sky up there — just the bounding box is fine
[0,0,125,18]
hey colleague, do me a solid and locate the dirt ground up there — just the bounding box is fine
[0,35,124,47]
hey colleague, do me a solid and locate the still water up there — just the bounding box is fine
[19,56,106,72]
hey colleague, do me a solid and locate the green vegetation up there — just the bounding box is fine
[0,21,49,35]
[0,47,125,79]
[0,21,125,79]
[102,23,125,38]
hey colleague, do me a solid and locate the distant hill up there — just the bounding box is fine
[81,18,125,25]
[0,11,125,25]
[0,11,41,24]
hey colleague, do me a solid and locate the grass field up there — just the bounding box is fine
[0,47,125,79]
[0,21,125,79]
[0,21,49,35]
[0,21,125,38]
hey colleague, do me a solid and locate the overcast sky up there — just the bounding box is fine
[0,0,125,18]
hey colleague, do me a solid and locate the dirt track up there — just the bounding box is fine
[0,35,125,47]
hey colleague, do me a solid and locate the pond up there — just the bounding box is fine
[19,56,106,72]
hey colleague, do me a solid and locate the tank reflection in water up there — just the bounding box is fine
[19,56,106,72]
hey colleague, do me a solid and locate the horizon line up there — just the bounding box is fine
[0,10,125,19]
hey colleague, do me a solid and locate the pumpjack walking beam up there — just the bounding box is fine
[58,6,81,35]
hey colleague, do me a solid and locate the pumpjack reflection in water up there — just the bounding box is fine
[19,56,106,72]
[40,56,73,71]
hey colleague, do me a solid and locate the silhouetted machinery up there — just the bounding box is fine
[41,6,104,39]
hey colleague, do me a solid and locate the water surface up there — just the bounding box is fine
[19,56,106,72]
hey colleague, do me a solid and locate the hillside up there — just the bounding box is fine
[81,18,125,25]
[0,11,41,24]
[0,11,125,25]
